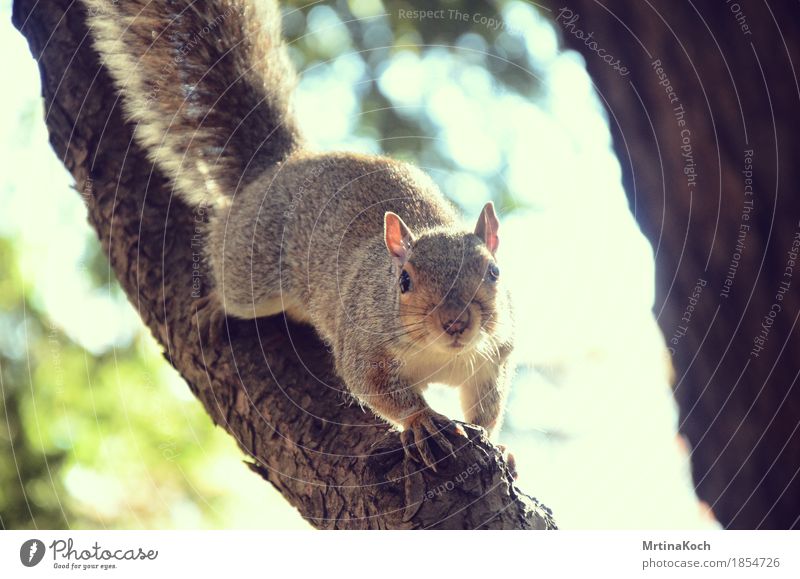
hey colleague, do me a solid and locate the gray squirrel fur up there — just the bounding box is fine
[83,0,515,469]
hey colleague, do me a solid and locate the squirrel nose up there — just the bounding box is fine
[439,306,471,336]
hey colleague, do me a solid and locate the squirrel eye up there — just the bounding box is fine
[399,269,412,293]
[486,263,500,282]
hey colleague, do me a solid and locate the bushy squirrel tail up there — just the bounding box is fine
[83,0,301,206]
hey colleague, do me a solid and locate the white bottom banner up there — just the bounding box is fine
[0,531,797,578]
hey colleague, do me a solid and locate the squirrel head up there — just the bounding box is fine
[384,202,505,355]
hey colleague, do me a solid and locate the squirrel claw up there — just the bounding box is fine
[401,411,458,471]
[497,444,518,481]
[400,429,420,464]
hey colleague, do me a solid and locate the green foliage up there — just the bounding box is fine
[0,228,275,528]
[281,0,551,215]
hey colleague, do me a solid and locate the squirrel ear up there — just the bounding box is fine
[384,212,414,265]
[474,201,499,255]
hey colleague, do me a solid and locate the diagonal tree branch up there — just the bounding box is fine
[12,0,556,529]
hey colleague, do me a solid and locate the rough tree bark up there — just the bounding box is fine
[12,0,556,530]
[542,1,800,528]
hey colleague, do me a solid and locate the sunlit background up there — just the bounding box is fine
[0,0,716,529]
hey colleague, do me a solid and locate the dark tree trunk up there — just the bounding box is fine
[542,0,800,529]
[12,0,555,530]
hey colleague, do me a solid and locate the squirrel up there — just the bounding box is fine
[83,0,515,470]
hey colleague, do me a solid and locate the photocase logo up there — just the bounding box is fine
[19,539,46,567]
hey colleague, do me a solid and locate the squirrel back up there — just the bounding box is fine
[83,0,301,206]
[210,150,462,322]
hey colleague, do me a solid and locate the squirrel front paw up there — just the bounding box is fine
[400,410,465,471]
